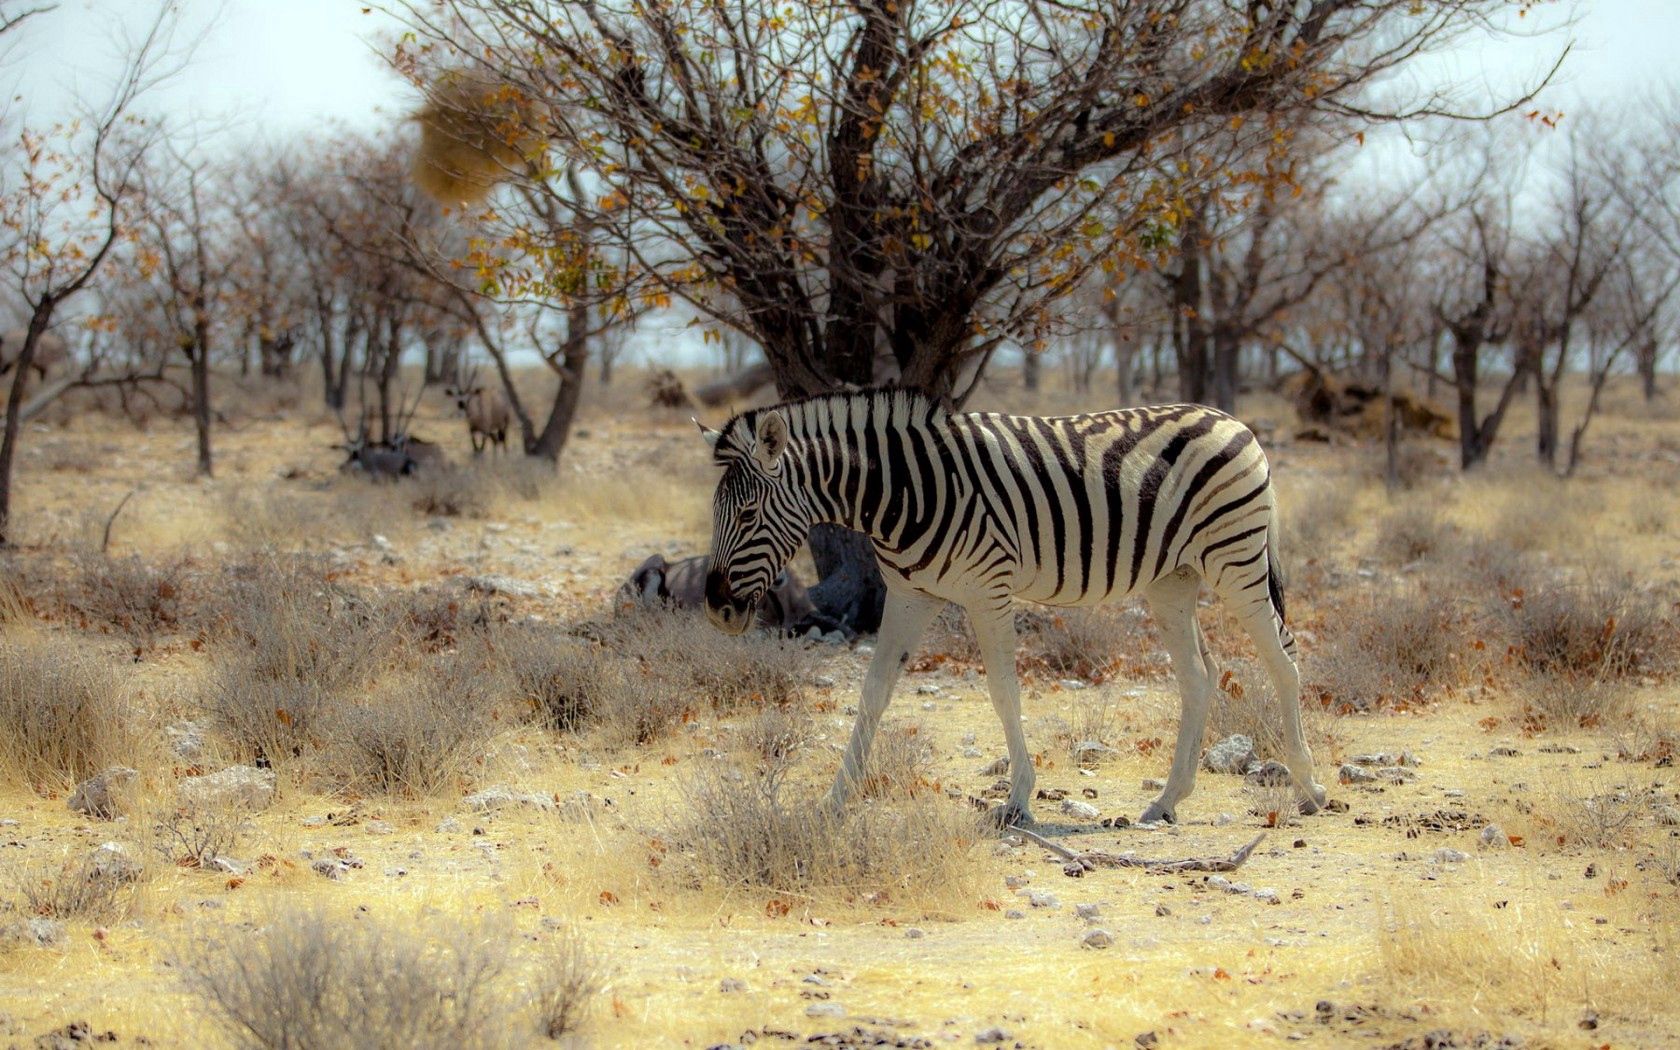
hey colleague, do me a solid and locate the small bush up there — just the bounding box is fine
[1499,577,1676,683]
[410,467,491,519]
[328,653,503,796]
[0,636,135,789]
[1017,607,1148,682]
[676,764,980,902]
[1278,473,1360,571]
[857,722,935,799]
[1371,501,1454,566]
[1210,656,1342,763]
[68,552,190,645]
[1309,585,1463,711]
[531,928,603,1041]
[738,703,811,768]
[200,558,394,767]
[153,799,248,868]
[9,849,138,923]
[183,909,534,1050]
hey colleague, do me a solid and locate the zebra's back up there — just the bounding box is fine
[911,403,1274,607]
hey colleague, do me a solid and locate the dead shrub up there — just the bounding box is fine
[199,558,394,767]
[1244,780,1300,827]
[152,798,249,868]
[1548,785,1657,851]
[738,703,811,769]
[501,610,815,743]
[1046,697,1125,765]
[1371,501,1454,566]
[0,636,135,790]
[1498,576,1676,684]
[1017,606,1151,682]
[1211,657,1342,763]
[409,466,491,519]
[1519,676,1634,732]
[327,653,503,796]
[182,909,527,1050]
[531,927,604,1041]
[857,722,936,798]
[1278,472,1360,574]
[67,552,190,644]
[676,764,981,902]
[9,849,138,923]
[1309,585,1463,712]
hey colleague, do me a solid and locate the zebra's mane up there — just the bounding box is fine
[712,386,945,466]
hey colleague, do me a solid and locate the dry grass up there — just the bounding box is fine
[1497,574,1676,684]
[328,652,504,796]
[530,927,605,1041]
[857,721,937,799]
[1309,584,1466,712]
[182,908,570,1050]
[409,466,493,519]
[1276,471,1362,576]
[1016,607,1151,682]
[1371,500,1457,566]
[66,552,191,645]
[151,798,249,868]
[675,763,982,904]
[7,848,139,924]
[0,634,138,791]
[1209,656,1342,765]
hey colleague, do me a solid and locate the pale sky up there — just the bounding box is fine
[9,1,1680,146]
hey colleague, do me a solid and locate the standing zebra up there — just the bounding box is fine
[700,388,1326,826]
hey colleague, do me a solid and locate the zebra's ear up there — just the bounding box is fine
[754,410,789,473]
[694,417,721,449]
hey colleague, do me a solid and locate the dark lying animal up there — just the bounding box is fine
[619,553,837,634]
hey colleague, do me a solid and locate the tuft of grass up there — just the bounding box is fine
[674,763,981,904]
[67,552,190,645]
[409,466,492,519]
[152,799,249,869]
[1016,607,1150,682]
[8,848,139,923]
[1370,500,1455,566]
[531,927,604,1041]
[182,908,559,1050]
[857,721,936,799]
[1210,656,1342,765]
[0,635,137,790]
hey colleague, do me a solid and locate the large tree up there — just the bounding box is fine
[393,0,1551,628]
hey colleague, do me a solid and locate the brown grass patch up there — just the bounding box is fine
[0,634,138,791]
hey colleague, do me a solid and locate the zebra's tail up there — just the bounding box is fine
[1265,504,1300,661]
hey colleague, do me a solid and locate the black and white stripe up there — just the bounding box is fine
[702,388,1325,825]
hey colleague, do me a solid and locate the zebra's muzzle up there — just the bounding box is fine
[704,568,755,635]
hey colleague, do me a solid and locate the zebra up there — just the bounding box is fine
[699,387,1327,827]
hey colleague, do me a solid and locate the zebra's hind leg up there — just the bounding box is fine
[1231,601,1327,814]
[1142,567,1215,824]
[970,605,1035,827]
[824,589,942,817]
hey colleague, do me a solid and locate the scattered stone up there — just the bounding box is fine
[975,1026,1011,1044]
[1155,904,1171,917]
[1059,679,1088,691]
[434,817,463,834]
[905,928,925,940]
[1376,766,1418,784]
[1488,746,1521,758]
[30,1020,117,1050]
[1212,812,1235,827]
[209,856,247,875]
[1253,888,1280,904]
[166,720,207,761]
[916,684,940,695]
[1081,928,1114,949]
[1350,751,1421,768]
[979,757,1009,776]
[1538,743,1581,754]
[1244,760,1290,786]
[1004,873,1032,889]
[1073,740,1117,767]
[4,916,66,948]
[802,974,830,987]
[805,1003,845,1019]
[180,765,275,812]
[1140,778,1166,792]
[1004,909,1025,920]
[86,842,141,883]
[812,674,837,688]
[1060,798,1100,821]
[364,819,396,836]
[1203,734,1257,774]
[464,786,555,813]
[67,767,137,820]
[719,978,746,993]
[1025,891,1059,909]
[1432,848,1470,864]
[1653,804,1680,827]
[1338,764,1376,784]
[311,858,349,880]
[961,747,983,759]
[1479,825,1508,849]
[1074,903,1102,921]
[1134,1033,1159,1049]
[1082,787,1098,799]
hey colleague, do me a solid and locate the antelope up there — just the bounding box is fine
[445,363,510,455]
[334,385,446,479]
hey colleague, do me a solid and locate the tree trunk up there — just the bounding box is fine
[191,313,213,478]
[1535,380,1559,470]
[1021,349,1040,391]
[1114,338,1135,406]
[1639,337,1657,402]
[805,524,887,634]
[1210,327,1239,413]
[526,310,590,462]
[0,303,55,545]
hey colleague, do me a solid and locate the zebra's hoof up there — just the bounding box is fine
[1138,801,1177,825]
[987,803,1034,829]
[1298,783,1329,816]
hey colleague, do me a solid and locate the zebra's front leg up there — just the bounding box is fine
[969,605,1035,827]
[824,589,942,816]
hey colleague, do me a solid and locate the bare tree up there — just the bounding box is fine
[0,3,184,543]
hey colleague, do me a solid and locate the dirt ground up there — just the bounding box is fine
[0,371,1676,1049]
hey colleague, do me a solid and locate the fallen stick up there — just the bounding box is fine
[1012,826,1266,878]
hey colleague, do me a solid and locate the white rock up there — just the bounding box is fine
[68,766,137,820]
[464,786,555,812]
[180,765,275,812]
[1479,825,1508,848]
[1060,799,1101,821]
[1433,848,1470,864]
[805,1003,845,1018]
[1203,735,1257,774]
[1081,928,1114,949]
[86,842,141,883]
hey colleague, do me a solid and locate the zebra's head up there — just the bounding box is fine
[699,409,809,635]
